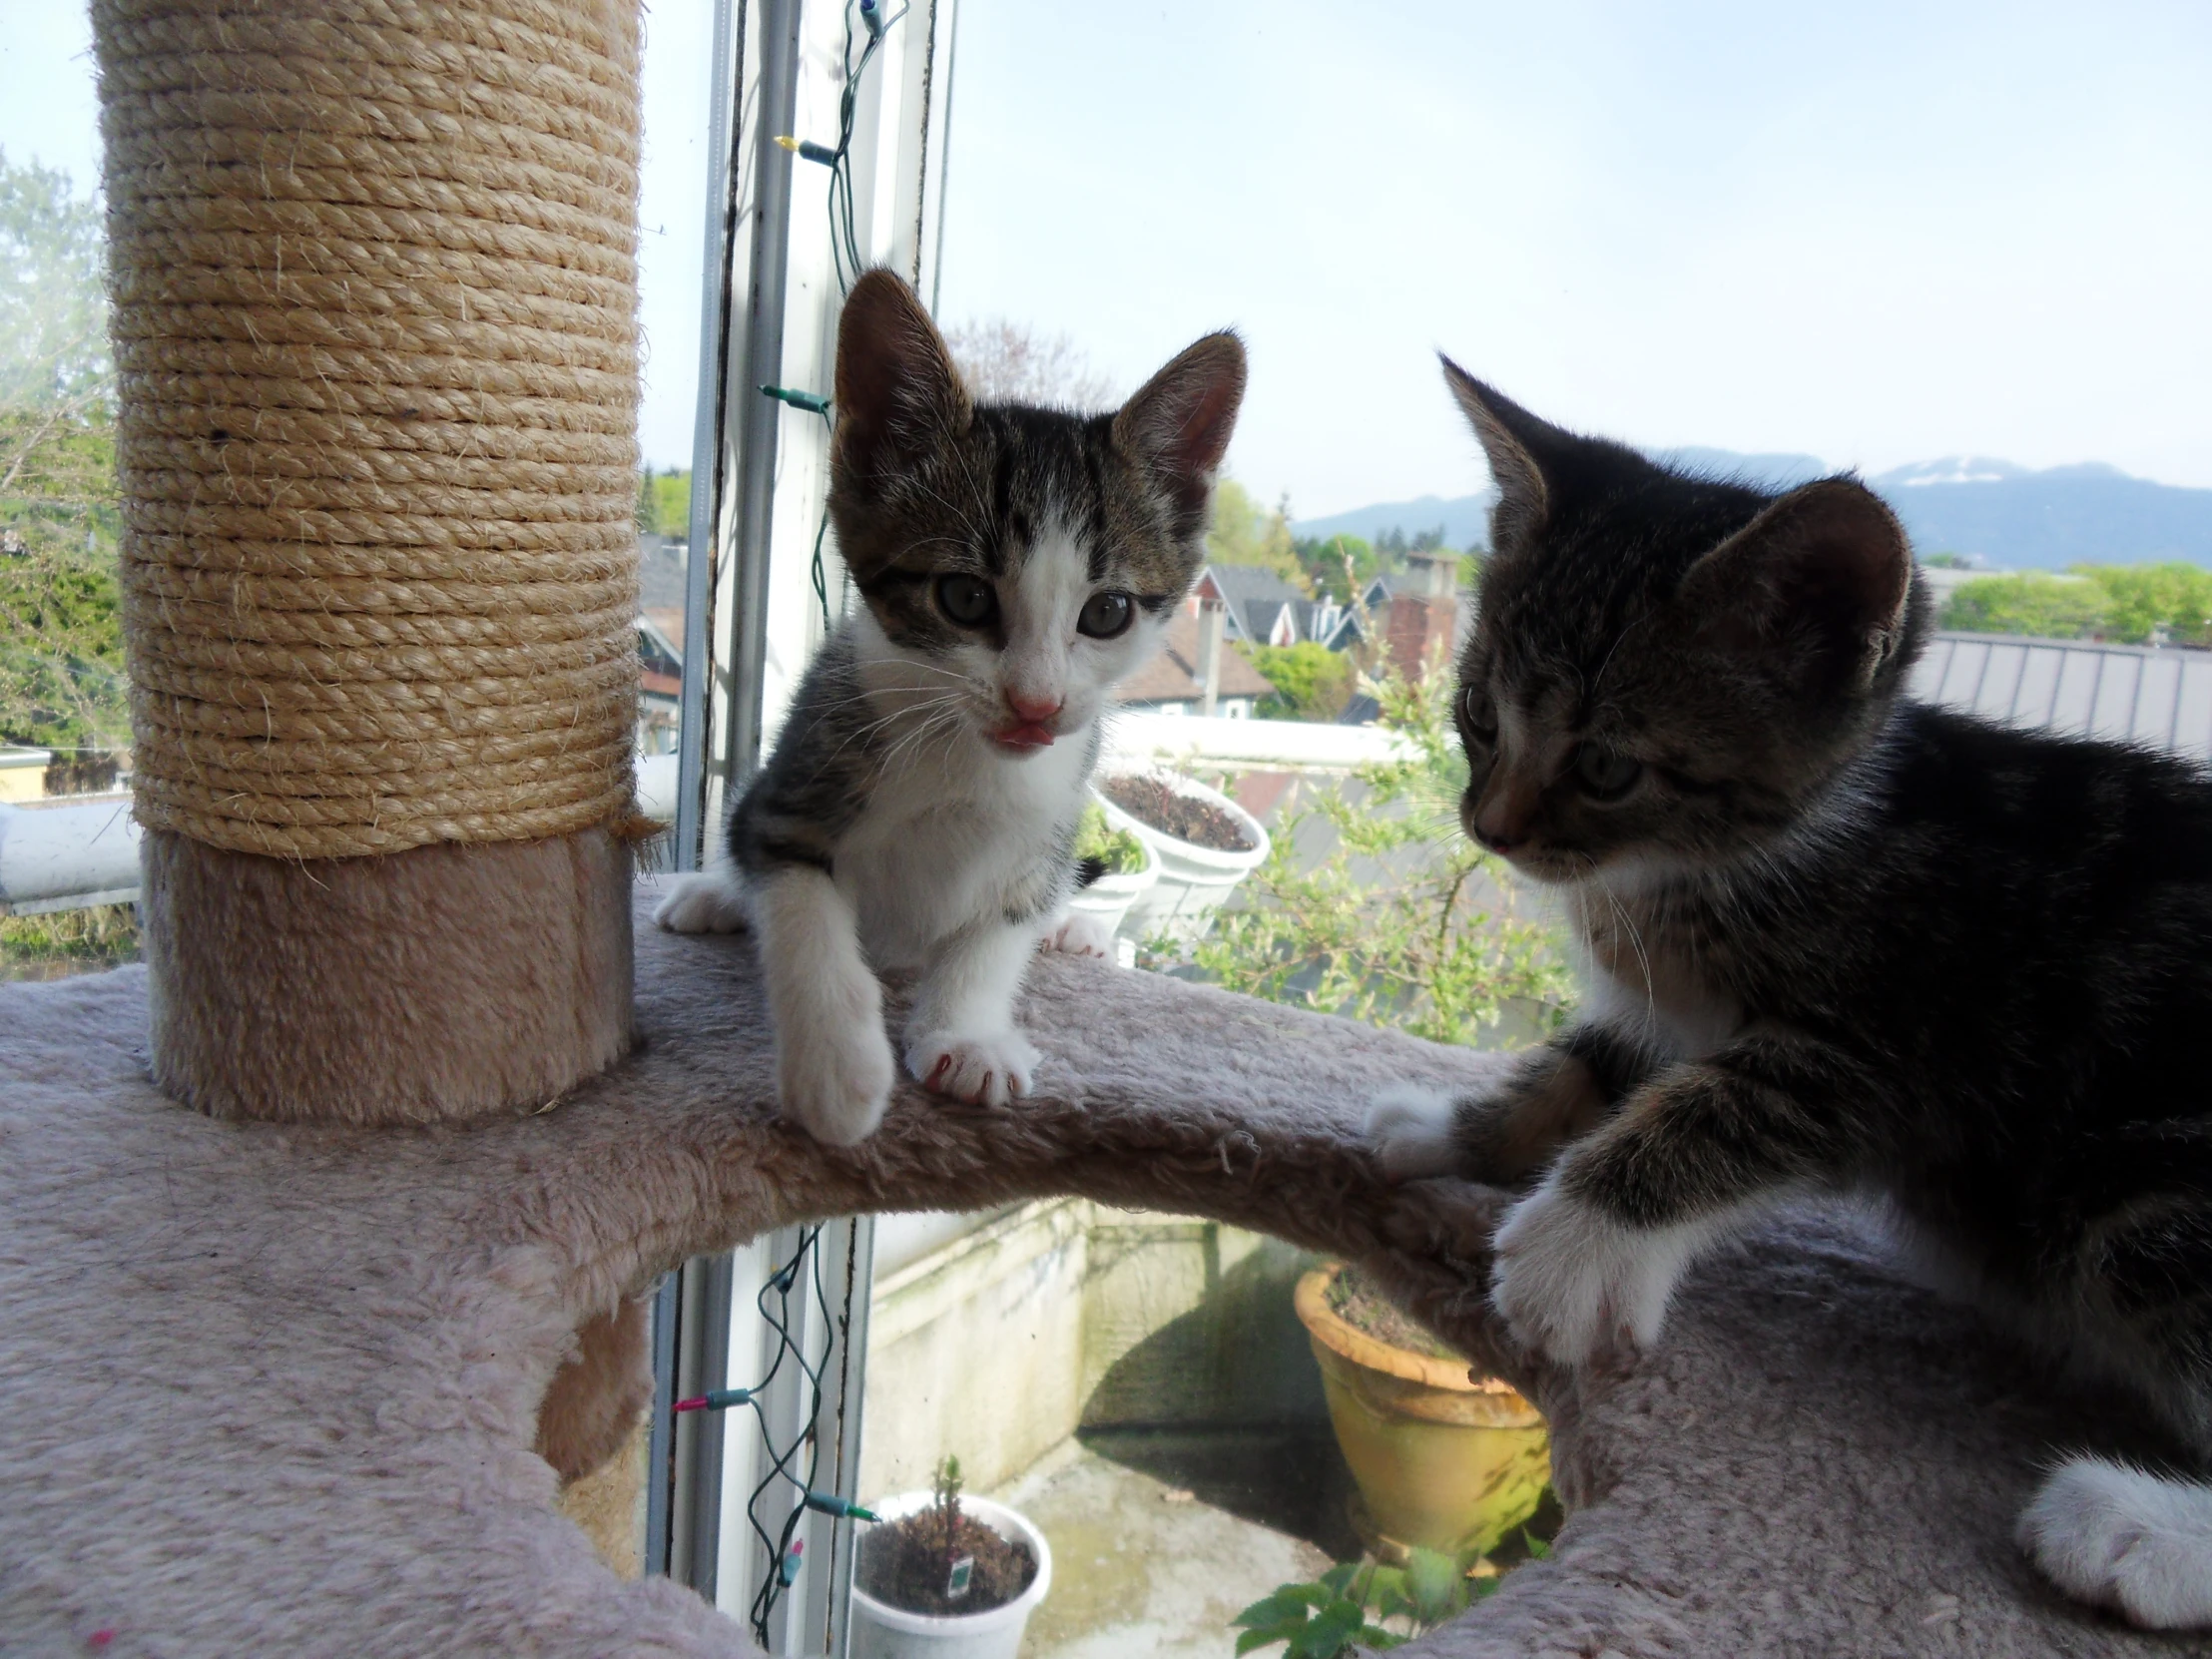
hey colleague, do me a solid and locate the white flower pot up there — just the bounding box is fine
[1065,791,1161,939]
[1098,770,1270,947]
[849,1493,1053,1659]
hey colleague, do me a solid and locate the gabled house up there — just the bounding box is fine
[1118,607,1275,718]
[1310,595,1364,652]
[1198,563,1373,654]
[1195,564,1308,647]
[638,611,685,756]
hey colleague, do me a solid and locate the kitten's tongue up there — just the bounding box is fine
[992,722,1057,752]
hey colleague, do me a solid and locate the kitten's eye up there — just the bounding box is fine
[1077,591,1134,639]
[1572,744,1643,802]
[936,574,997,627]
[1459,687,1498,744]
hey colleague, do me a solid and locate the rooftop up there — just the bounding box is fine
[1912,631,2212,759]
[1119,610,1275,706]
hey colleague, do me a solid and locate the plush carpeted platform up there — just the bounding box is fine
[0,883,2198,1656]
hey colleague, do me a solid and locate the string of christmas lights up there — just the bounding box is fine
[768,0,910,628]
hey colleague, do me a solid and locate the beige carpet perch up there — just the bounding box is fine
[0,886,2195,1658]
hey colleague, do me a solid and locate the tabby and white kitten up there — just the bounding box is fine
[1371,363,2212,1629]
[658,271,1244,1148]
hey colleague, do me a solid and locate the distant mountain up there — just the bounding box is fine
[1293,451,2212,570]
[1292,491,1497,551]
[1864,457,2212,569]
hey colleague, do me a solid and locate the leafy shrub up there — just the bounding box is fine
[1,903,140,981]
[1074,801,1147,874]
[1250,642,1354,722]
[1,413,125,755]
[1232,1536,1551,1657]
[635,467,691,538]
[1,155,127,759]
[1182,671,1568,1046]
[1938,563,2212,647]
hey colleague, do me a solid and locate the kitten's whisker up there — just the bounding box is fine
[806,692,968,783]
[903,477,991,548]
[880,703,967,781]
[878,658,979,688]
[936,434,996,539]
[1585,855,1659,1040]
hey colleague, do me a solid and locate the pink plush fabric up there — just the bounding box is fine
[0,884,2191,1655]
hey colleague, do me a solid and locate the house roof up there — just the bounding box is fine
[1119,610,1275,704]
[642,608,686,652]
[1912,632,2212,759]
[1200,564,1310,644]
[636,613,684,703]
[1203,563,1306,607]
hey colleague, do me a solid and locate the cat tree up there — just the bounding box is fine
[0,0,2177,1653]
[102,0,640,1127]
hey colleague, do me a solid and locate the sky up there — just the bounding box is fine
[9,2,2209,516]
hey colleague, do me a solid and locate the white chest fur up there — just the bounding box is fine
[832,722,1091,972]
[1565,884,1745,1061]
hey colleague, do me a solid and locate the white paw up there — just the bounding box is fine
[1040,909,1117,959]
[2019,1457,2212,1629]
[778,1026,896,1147]
[904,1028,1040,1107]
[1489,1169,1715,1367]
[654,871,749,934]
[1365,1084,1465,1181]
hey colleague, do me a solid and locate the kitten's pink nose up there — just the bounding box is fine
[1005,690,1064,724]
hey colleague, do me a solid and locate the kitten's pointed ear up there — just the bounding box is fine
[1681,477,1916,693]
[1112,331,1247,539]
[832,270,971,483]
[1440,357,1558,554]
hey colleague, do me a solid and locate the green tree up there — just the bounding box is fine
[0,149,110,409]
[1936,564,2212,646]
[1249,641,1353,722]
[1208,478,1306,588]
[2085,563,2212,647]
[1939,572,2107,640]
[1293,533,1378,604]
[636,466,692,538]
[0,151,125,761]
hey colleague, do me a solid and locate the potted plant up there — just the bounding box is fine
[1067,798,1160,947]
[850,1457,1053,1659]
[1096,768,1269,946]
[1293,1263,1549,1560]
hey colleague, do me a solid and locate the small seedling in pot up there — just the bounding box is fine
[854,1452,1039,1618]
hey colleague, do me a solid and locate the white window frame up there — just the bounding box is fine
[649,1,960,1650]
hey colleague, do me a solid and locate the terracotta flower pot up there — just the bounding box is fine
[1294,1264,1549,1559]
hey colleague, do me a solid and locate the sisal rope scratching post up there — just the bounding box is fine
[94,0,645,1124]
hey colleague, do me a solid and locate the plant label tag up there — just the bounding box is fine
[946,1555,974,1599]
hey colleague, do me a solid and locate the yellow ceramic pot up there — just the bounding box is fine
[1294,1265,1548,1559]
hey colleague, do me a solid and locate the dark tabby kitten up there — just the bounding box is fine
[1370,362,2212,1628]
[659,271,1243,1147]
